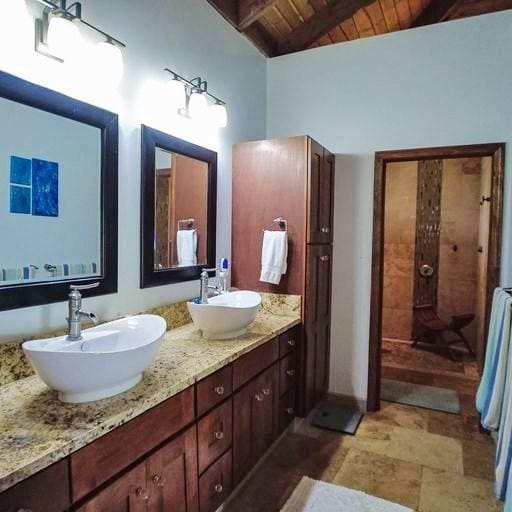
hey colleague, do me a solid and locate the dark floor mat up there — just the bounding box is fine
[311,401,363,435]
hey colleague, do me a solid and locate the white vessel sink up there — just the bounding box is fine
[23,315,167,403]
[188,290,262,339]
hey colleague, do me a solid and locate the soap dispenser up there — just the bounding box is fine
[219,257,229,293]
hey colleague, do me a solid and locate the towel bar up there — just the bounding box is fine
[262,217,287,232]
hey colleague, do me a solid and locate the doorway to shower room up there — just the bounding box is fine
[367,144,504,416]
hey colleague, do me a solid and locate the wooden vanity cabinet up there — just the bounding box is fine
[233,136,335,414]
[0,327,300,512]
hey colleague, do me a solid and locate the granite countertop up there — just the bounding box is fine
[0,298,300,493]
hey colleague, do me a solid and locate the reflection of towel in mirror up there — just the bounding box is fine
[177,229,197,267]
[260,230,288,285]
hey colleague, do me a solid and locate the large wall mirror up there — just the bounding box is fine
[0,71,118,311]
[140,125,217,288]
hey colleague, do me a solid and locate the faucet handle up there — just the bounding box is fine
[70,282,100,291]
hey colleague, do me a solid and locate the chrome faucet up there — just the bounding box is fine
[67,283,100,341]
[199,268,222,304]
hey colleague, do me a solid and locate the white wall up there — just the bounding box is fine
[267,12,512,401]
[0,0,266,341]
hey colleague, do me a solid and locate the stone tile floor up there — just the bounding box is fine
[381,339,480,398]
[223,401,502,512]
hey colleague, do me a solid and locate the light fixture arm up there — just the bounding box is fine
[164,69,225,106]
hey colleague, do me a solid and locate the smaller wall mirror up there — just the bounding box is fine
[140,126,217,288]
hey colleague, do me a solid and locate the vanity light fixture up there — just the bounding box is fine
[164,68,228,128]
[33,0,126,72]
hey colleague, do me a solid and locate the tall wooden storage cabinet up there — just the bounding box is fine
[232,136,335,413]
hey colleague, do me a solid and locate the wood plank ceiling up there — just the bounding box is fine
[207,0,512,56]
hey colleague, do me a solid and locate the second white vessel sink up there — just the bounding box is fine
[23,314,166,403]
[188,290,262,339]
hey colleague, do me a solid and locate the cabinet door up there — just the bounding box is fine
[308,140,335,244]
[304,244,333,412]
[232,364,279,485]
[252,363,279,461]
[146,426,199,512]
[76,463,148,512]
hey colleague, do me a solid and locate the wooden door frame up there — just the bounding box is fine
[367,143,505,412]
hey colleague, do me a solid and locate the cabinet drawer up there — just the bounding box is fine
[233,337,279,390]
[279,327,299,357]
[197,400,232,474]
[279,388,297,433]
[0,459,70,512]
[196,365,232,417]
[280,351,297,397]
[70,387,194,502]
[199,450,232,512]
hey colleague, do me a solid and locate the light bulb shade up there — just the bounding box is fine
[95,41,124,87]
[188,91,208,120]
[210,102,228,128]
[168,78,186,110]
[47,15,80,60]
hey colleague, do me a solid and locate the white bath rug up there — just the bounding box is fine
[280,477,413,512]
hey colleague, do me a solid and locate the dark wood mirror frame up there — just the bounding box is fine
[140,125,217,288]
[0,70,118,312]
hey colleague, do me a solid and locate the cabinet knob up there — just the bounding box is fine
[152,473,163,486]
[321,227,330,233]
[286,369,295,377]
[214,385,225,395]
[262,388,271,396]
[320,255,330,262]
[254,392,264,402]
[214,483,223,494]
[135,487,149,500]
[287,339,296,347]
[286,407,295,415]
[214,430,224,440]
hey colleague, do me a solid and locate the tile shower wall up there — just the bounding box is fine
[384,158,485,348]
[383,162,418,341]
[438,158,484,352]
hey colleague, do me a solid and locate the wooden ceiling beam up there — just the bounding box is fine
[277,0,376,55]
[238,0,281,30]
[412,0,461,26]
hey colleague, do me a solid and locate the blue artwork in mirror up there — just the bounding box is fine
[10,185,31,214]
[8,155,59,217]
[32,158,58,217]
